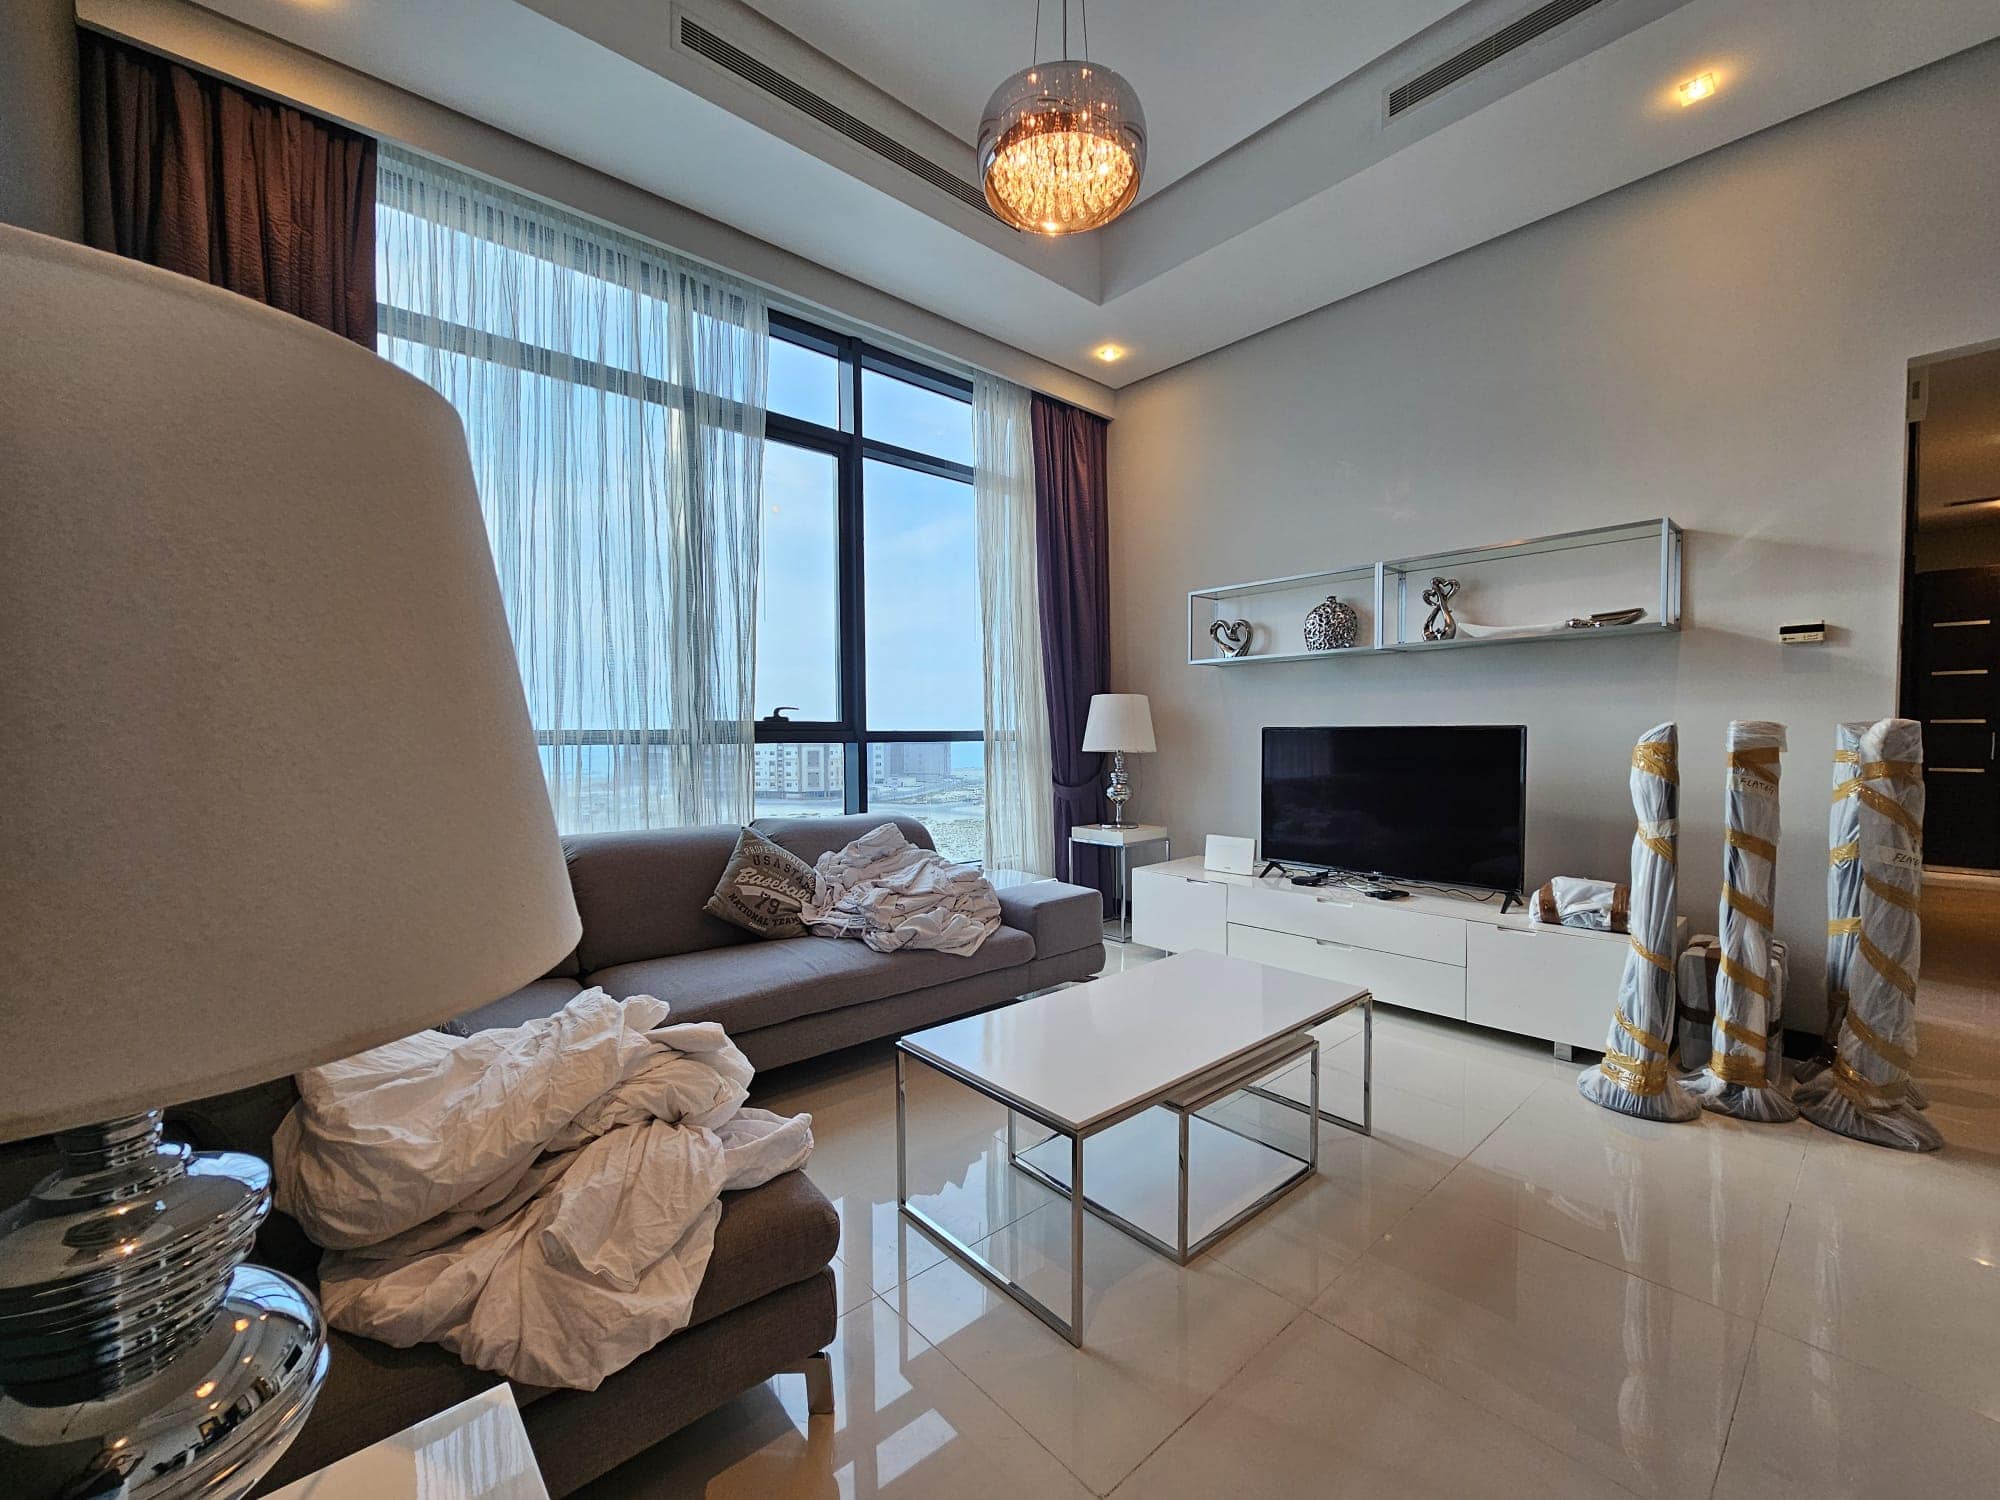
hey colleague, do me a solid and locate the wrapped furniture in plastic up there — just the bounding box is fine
[1675,934,1718,1072]
[1687,721,1798,1122]
[1677,936,1787,1084]
[1532,877,1630,932]
[1579,723,1699,1122]
[1797,718,1941,1151]
[1794,723,1929,1107]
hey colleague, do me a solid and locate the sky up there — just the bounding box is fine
[756,357,981,732]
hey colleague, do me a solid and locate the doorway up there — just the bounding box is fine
[1903,347,2000,874]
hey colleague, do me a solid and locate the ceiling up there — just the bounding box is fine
[736,0,1466,201]
[1917,348,2000,528]
[158,0,2000,389]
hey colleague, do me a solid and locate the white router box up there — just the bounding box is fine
[1204,834,1257,875]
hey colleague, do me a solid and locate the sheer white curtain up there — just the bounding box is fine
[376,148,767,832]
[973,373,1055,875]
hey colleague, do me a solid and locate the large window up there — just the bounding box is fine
[752,317,986,861]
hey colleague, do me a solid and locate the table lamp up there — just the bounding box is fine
[1081,693,1156,827]
[0,226,582,1497]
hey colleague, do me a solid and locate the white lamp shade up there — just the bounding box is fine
[1081,693,1156,753]
[0,227,582,1141]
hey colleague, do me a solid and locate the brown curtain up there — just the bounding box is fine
[1031,394,1116,901]
[78,32,377,343]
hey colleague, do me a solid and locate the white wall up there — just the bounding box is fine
[1109,42,2000,1032]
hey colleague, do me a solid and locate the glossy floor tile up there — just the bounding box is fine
[1429,1076,1806,1315]
[890,1201,1301,1494]
[1312,1196,1756,1497]
[1711,1326,2000,1498]
[1112,1311,1629,1500]
[622,892,2000,1498]
[1760,1147,2000,1423]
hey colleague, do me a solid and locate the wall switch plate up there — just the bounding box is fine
[1779,621,1827,644]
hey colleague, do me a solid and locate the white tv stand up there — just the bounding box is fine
[1131,857,1655,1055]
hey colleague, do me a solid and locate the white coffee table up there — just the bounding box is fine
[896,950,1371,1345]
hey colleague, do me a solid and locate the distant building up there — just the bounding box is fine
[752,740,955,802]
[869,741,951,781]
[753,742,841,797]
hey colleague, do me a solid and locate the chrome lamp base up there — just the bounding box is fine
[1106,750,1132,827]
[0,1112,328,1498]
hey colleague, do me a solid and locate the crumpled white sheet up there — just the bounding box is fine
[802,822,1001,956]
[272,991,812,1390]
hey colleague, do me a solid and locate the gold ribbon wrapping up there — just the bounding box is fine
[1599,1048,1668,1096]
[1723,884,1775,930]
[1718,1018,1767,1051]
[1859,932,1918,1000]
[1616,1011,1673,1057]
[1629,935,1674,974]
[1718,953,1772,1000]
[1631,741,1679,784]
[1845,1008,1914,1072]
[1863,872,1919,912]
[1726,828,1777,863]
[1708,1051,1771,1086]
[1830,1055,1906,1112]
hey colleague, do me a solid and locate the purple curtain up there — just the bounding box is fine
[1031,394,1115,901]
[78,33,377,344]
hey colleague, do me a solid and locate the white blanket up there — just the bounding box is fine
[802,822,1001,956]
[272,991,812,1390]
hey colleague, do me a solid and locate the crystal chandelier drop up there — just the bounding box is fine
[978,1,1146,236]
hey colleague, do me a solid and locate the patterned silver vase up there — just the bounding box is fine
[1303,596,1359,651]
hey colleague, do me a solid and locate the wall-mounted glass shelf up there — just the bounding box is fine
[1189,518,1681,666]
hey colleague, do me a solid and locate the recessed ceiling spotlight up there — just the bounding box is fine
[1677,71,1719,106]
[1094,344,1126,363]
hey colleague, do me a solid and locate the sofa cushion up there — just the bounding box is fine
[256,1169,838,1493]
[587,926,1034,1033]
[995,879,1104,958]
[685,1167,841,1328]
[564,826,756,971]
[750,813,933,866]
[704,827,816,939]
[452,976,587,1035]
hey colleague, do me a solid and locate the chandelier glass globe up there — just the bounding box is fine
[978,58,1146,236]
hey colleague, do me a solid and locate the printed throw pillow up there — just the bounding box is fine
[705,827,817,939]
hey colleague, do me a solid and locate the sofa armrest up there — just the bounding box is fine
[996,880,1103,959]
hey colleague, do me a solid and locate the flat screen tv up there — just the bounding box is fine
[1261,725,1526,899]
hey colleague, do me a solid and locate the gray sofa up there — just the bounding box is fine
[466,814,1107,1072]
[3,815,1096,1495]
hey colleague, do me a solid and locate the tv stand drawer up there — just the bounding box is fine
[1227,885,1466,967]
[1226,923,1466,1021]
[1130,867,1228,953]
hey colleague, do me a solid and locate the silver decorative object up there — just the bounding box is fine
[1207,618,1253,657]
[0,1113,329,1498]
[1565,607,1645,630]
[1421,576,1459,641]
[1302,596,1359,652]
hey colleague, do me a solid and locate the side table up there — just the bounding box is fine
[1069,823,1170,942]
[265,1385,547,1500]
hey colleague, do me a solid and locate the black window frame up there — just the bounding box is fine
[757,311,980,821]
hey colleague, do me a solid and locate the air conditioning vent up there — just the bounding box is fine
[1388,0,1609,118]
[678,16,1001,223]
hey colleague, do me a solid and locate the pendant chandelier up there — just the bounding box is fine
[978,0,1146,236]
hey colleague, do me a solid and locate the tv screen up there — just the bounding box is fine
[1261,725,1526,896]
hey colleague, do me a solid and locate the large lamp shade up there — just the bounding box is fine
[1081,693,1156,753]
[0,226,581,1142]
